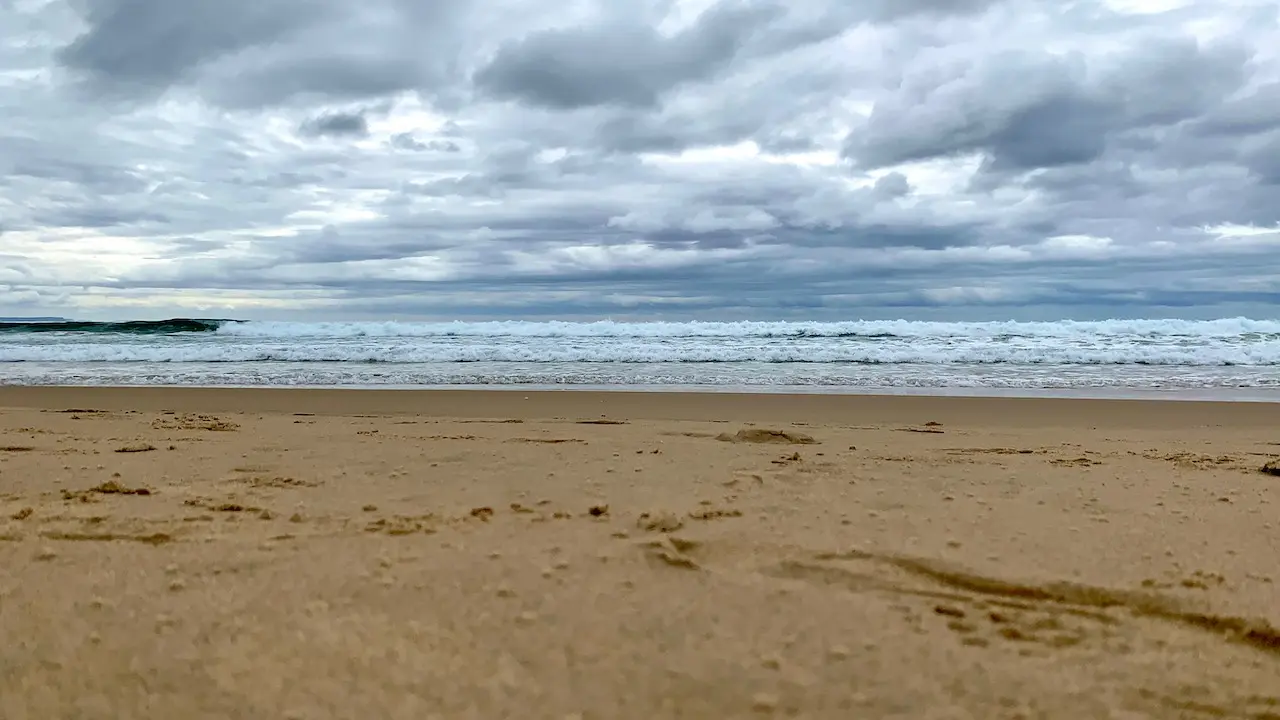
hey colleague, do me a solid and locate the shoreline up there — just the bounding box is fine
[1,384,1277,428]
[4,379,1278,403]
[9,382,1280,403]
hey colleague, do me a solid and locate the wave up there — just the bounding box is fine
[2,317,1278,369]
[0,318,227,335]
[4,371,1277,390]
[2,343,1278,365]
[211,318,1280,339]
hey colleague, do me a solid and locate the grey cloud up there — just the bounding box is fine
[390,133,461,152]
[985,95,1114,170]
[474,0,999,116]
[865,0,995,21]
[1107,38,1250,126]
[1194,81,1280,136]
[755,222,982,251]
[873,172,911,198]
[299,110,369,138]
[1,0,1278,321]
[1243,131,1280,183]
[403,175,505,199]
[2,137,147,191]
[845,50,1095,169]
[755,133,818,154]
[205,51,429,109]
[54,0,468,108]
[594,110,761,153]
[651,229,749,250]
[603,54,857,155]
[473,0,928,112]
[30,206,170,229]
[57,0,328,94]
[846,37,1253,172]
[473,3,782,110]
[389,133,428,151]
[270,225,457,265]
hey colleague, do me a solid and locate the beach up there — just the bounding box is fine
[2,387,1279,719]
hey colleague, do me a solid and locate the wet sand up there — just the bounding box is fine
[1,387,1279,719]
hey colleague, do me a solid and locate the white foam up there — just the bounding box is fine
[3,318,1279,389]
[1,360,1277,391]
[2,342,1279,365]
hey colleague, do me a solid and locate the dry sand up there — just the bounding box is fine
[1,387,1279,719]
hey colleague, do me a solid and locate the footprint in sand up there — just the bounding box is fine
[762,548,1280,661]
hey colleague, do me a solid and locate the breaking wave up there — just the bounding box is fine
[207,318,1280,340]
[3,317,1279,389]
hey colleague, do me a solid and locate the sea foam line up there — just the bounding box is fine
[2,343,1278,365]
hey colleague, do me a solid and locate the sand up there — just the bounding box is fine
[1,387,1278,719]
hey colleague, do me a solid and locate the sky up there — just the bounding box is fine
[1,0,1279,322]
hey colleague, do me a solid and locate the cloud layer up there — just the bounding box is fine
[2,0,1278,320]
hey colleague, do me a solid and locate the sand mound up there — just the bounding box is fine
[715,428,816,445]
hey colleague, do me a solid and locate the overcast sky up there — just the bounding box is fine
[1,0,1278,322]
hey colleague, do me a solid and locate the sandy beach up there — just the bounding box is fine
[1,387,1278,719]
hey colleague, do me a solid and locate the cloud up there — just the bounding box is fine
[53,0,469,108]
[390,133,460,152]
[0,0,1277,320]
[56,0,324,93]
[843,36,1251,172]
[472,9,756,110]
[299,110,369,138]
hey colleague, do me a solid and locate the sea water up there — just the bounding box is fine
[1,318,1278,398]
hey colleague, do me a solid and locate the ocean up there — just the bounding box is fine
[1,317,1279,399]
